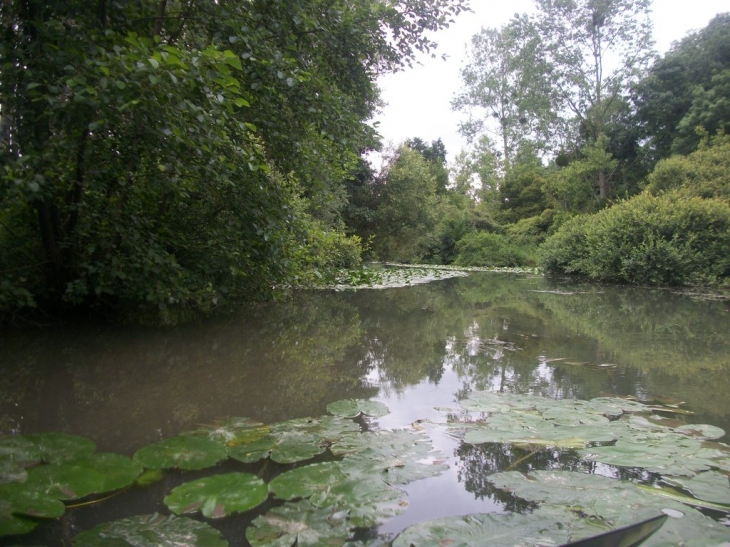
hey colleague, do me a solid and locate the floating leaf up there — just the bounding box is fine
[0,459,27,485]
[196,417,270,447]
[327,399,389,418]
[317,478,407,528]
[164,472,267,518]
[246,499,351,547]
[270,416,360,443]
[0,436,42,468]
[269,462,347,505]
[334,430,448,485]
[0,513,38,537]
[674,423,726,440]
[34,453,143,496]
[663,471,730,506]
[0,479,66,518]
[392,507,591,547]
[24,432,96,464]
[72,513,228,546]
[133,435,227,471]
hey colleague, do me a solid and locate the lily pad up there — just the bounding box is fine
[327,399,390,418]
[0,436,42,468]
[164,472,267,518]
[196,417,270,447]
[319,478,408,528]
[334,430,448,485]
[246,499,351,547]
[0,459,27,485]
[487,470,730,544]
[0,478,66,517]
[25,432,96,464]
[0,513,38,537]
[72,513,228,546]
[270,416,360,443]
[392,507,592,547]
[228,432,325,464]
[674,423,726,440]
[269,462,348,505]
[133,435,227,471]
[663,471,730,505]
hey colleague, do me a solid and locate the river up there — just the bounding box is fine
[2,271,729,545]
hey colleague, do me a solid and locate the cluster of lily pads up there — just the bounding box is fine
[0,399,448,545]
[1,394,729,546]
[328,266,469,290]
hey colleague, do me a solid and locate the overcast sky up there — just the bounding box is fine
[370,0,729,164]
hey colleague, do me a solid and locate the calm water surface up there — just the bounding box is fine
[2,272,730,545]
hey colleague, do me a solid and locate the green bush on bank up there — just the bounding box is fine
[540,191,730,285]
[454,231,535,268]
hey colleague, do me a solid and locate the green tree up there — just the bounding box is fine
[633,13,730,161]
[0,0,469,319]
[405,138,450,194]
[368,147,439,262]
[452,16,558,172]
[533,0,654,200]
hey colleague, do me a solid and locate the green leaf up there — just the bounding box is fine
[246,500,351,547]
[0,436,42,468]
[269,462,348,504]
[0,478,66,520]
[0,513,38,537]
[72,513,228,546]
[673,423,726,440]
[233,97,250,107]
[25,432,96,464]
[164,473,267,518]
[662,471,730,506]
[326,399,390,418]
[133,435,227,471]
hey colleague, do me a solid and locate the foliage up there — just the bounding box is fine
[366,147,439,262]
[0,0,469,320]
[452,16,559,170]
[644,134,730,200]
[634,13,730,161]
[405,138,450,194]
[164,473,268,518]
[72,514,228,547]
[498,152,549,223]
[540,191,730,284]
[454,232,534,268]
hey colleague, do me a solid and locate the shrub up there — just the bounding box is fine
[293,221,363,286]
[540,191,730,285]
[454,232,533,267]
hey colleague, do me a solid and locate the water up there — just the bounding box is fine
[2,272,729,545]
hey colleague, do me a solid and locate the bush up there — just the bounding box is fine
[292,221,363,286]
[540,192,730,285]
[454,232,533,267]
[644,135,730,200]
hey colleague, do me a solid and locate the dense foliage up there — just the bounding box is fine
[0,0,468,321]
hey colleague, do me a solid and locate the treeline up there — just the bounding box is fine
[0,0,468,321]
[345,5,730,287]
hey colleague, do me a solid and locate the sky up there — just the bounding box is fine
[370,0,729,165]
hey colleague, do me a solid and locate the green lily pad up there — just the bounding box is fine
[270,416,360,443]
[487,469,730,544]
[0,513,38,537]
[164,472,268,518]
[327,399,390,418]
[0,459,27,485]
[319,478,408,528]
[674,423,726,440]
[25,432,96,464]
[0,436,42,468]
[269,462,348,505]
[246,499,351,547]
[27,461,106,500]
[0,478,66,522]
[663,471,730,505]
[133,435,227,471]
[196,417,270,447]
[334,430,448,485]
[72,513,228,546]
[392,507,593,547]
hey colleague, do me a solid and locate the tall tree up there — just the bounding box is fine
[533,0,654,199]
[452,16,558,172]
[633,13,730,161]
[0,0,470,317]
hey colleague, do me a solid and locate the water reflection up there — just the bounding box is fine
[1,272,729,543]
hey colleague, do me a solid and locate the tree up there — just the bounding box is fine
[0,0,469,318]
[452,16,558,172]
[633,14,730,161]
[368,147,439,262]
[405,138,450,193]
[533,0,654,200]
